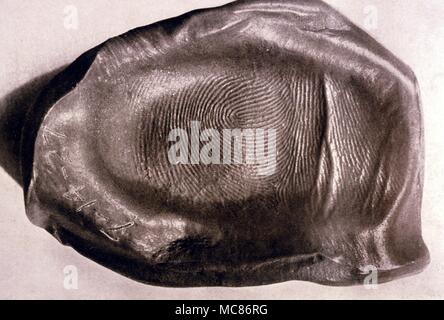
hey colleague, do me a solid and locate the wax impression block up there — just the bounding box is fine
[19,0,429,286]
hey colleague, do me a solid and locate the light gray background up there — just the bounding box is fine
[0,0,443,299]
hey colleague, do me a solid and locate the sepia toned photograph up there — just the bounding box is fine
[0,0,443,301]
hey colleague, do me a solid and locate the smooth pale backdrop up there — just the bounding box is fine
[0,0,443,299]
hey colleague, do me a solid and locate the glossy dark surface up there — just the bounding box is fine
[16,0,429,286]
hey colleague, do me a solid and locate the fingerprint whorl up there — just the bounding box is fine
[105,62,325,206]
